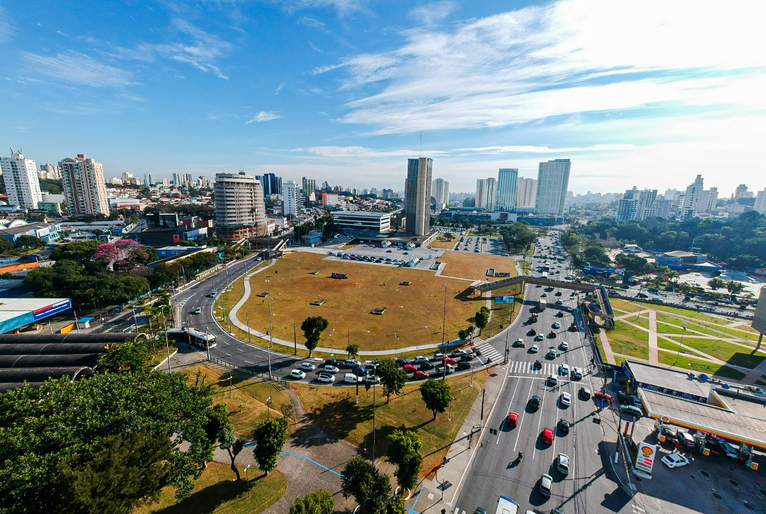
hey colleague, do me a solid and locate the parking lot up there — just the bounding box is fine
[325,243,447,271]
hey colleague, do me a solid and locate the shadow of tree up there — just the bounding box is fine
[290,421,342,448]
[152,477,254,514]
[304,396,374,440]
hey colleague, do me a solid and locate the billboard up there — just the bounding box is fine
[33,299,72,321]
[753,287,766,335]
[634,442,657,479]
[494,296,515,304]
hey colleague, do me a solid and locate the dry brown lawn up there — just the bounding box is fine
[428,237,458,250]
[438,251,517,282]
[229,252,503,352]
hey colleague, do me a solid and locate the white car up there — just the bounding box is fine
[323,365,339,374]
[557,453,570,475]
[661,453,690,469]
[547,374,558,386]
[290,369,306,380]
[560,392,572,407]
[530,345,539,353]
[571,367,583,380]
[344,373,358,384]
[559,363,570,376]
[560,341,569,351]
[317,373,335,383]
[300,362,316,372]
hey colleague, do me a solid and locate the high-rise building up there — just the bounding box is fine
[1,149,43,210]
[664,189,680,202]
[699,187,719,214]
[59,154,110,216]
[301,177,316,195]
[734,184,753,200]
[496,168,518,212]
[680,175,704,219]
[261,173,283,196]
[432,178,449,207]
[283,181,299,216]
[405,158,432,236]
[535,159,571,215]
[754,189,766,215]
[475,178,497,211]
[143,173,155,187]
[516,178,537,210]
[214,172,267,241]
[38,162,61,180]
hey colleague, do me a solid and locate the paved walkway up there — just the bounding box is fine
[647,310,659,365]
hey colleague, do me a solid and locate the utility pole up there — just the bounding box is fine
[205,326,211,361]
[372,377,377,462]
[441,283,447,346]
[480,388,486,428]
[266,280,273,380]
[294,322,297,355]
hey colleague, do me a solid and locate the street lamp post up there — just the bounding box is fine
[266,396,272,420]
[441,283,447,346]
[673,325,688,367]
[266,280,274,380]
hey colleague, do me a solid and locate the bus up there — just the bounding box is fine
[166,328,217,348]
[496,496,519,514]
[539,299,547,311]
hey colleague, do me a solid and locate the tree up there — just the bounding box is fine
[387,430,423,491]
[206,404,246,481]
[252,417,289,475]
[290,490,335,514]
[420,379,452,420]
[708,277,726,290]
[458,325,474,343]
[0,237,13,253]
[50,241,102,266]
[301,316,329,357]
[474,306,489,335]
[727,281,746,295]
[378,359,407,404]
[14,235,47,249]
[98,341,149,373]
[341,457,392,513]
[346,343,360,360]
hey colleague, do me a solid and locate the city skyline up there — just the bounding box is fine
[1,1,765,196]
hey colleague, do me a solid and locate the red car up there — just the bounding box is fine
[443,357,457,365]
[508,411,520,428]
[413,370,429,380]
[543,427,554,445]
[594,391,614,403]
[403,364,417,374]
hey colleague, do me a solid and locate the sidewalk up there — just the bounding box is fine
[406,360,510,514]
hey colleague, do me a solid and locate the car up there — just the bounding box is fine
[559,364,570,376]
[571,367,583,380]
[207,292,216,297]
[547,331,557,338]
[539,473,553,497]
[557,453,570,475]
[543,427,554,445]
[677,430,695,448]
[345,359,361,368]
[396,358,409,367]
[443,357,457,365]
[193,307,202,314]
[529,395,542,410]
[541,293,547,297]
[513,338,525,348]
[300,362,316,372]
[530,344,539,353]
[594,391,613,403]
[560,392,572,407]
[535,334,544,342]
[433,352,445,360]
[620,405,643,418]
[412,356,428,363]
[552,322,561,329]
[555,291,562,296]
[325,359,342,368]
[323,365,339,373]
[547,374,558,386]
[558,418,570,434]
[456,361,472,371]
[460,353,475,362]
[386,249,392,253]
[344,373,358,384]
[555,311,564,317]
[317,373,335,383]
[366,375,381,384]
[353,367,368,377]
[419,361,434,370]
[580,388,592,401]
[706,438,739,458]
[508,411,519,428]
[435,364,455,375]
[533,359,543,370]
[661,453,690,469]
[403,364,417,373]
[546,348,557,359]
[559,341,569,351]
[528,328,537,336]
[290,369,306,379]
[473,509,488,514]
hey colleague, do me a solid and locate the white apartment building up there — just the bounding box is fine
[1,149,43,210]
[496,168,518,212]
[476,178,497,211]
[516,177,537,209]
[535,159,571,216]
[59,154,110,216]
[432,178,450,207]
[283,180,299,216]
[214,171,267,241]
[754,189,766,215]
[680,175,704,219]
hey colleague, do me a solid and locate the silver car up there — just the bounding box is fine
[557,453,570,475]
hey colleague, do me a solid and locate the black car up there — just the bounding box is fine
[555,311,564,318]
[529,395,541,410]
[528,329,537,336]
[617,391,630,404]
[460,353,475,362]
[396,358,409,367]
[353,368,368,377]
[457,361,472,371]
[325,358,342,368]
[558,419,570,434]
[419,361,434,370]
[533,360,543,370]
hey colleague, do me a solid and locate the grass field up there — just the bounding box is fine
[655,349,745,379]
[178,366,295,436]
[225,252,512,352]
[292,371,487,475]
[438,251,517,282]
[428,237,457,250]
[132,463,287,514]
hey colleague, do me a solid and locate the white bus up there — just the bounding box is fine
[166,328,217,348]
[496,495,519,514]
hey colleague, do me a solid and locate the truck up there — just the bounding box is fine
[529,313,538,323]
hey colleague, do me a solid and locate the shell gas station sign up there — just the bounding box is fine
[634,442,657,479]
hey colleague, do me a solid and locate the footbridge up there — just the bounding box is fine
[471,276,615,329]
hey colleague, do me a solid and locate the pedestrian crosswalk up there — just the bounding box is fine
[508,359,563,376]
[475,343,502,364]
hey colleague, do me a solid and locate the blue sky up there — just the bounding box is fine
[1,0,765,196]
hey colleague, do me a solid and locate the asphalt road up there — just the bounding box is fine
[453,234,635,514]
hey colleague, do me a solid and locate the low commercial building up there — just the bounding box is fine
[655,251,722,272]
[0,298,72,334]
[0,220,62,244]
[333,211,391,235]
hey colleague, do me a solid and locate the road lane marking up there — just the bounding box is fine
[498,374,523,445]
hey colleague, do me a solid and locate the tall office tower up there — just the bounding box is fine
[214,172,267,241]
[516,178,538,209]
[535,159,571,215]
[734,184,753,200]
[301,177,316,195]
[754,189,766,215]
[616,187,657,221]
[283,181,299,216]
[680,175,704,219]
[143,173,155,187]
[321,181,330,190]
[59,154,110,216]
[0,149,43,210]
[432,178,450,207]
[38,162,61,180]
[404,158,432,236]
[699,187,719,213]
[475,178,498,210]
[262,173,279,196]
[497,168,518,212]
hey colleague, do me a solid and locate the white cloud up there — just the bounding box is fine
[408,2,456,25]
[280,0,367,16]
[298,16,326,28]
[23,51,134,88]
[245,111,282,123]
[324,0,766,135]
